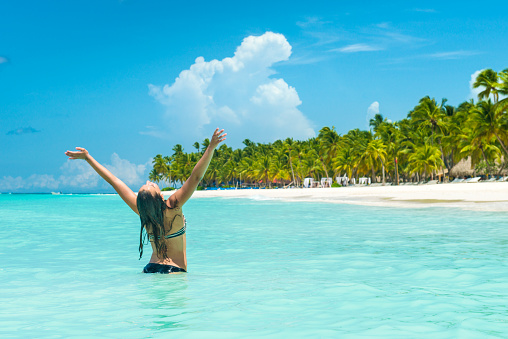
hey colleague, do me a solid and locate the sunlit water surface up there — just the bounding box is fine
[1,194,507,338]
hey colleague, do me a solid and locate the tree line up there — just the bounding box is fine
[149,68,508,188]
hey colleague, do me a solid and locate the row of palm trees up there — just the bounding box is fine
[149,68,508,188]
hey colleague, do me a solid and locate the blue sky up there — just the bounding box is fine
[1,0,507,192]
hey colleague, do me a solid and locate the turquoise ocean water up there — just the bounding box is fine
[1,194,507,338]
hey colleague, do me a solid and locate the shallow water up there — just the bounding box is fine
[1,194,507,337]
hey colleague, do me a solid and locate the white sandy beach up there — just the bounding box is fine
[164,182,508,212]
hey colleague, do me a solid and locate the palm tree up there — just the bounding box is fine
[460,99,506,177]
[376,121,403,184]
[283,138,297,186]
[470,100,508,157]
[269,157,290,187]
[334,148,356,181]
[204,158,220,187]
[473,69,500,103]
[148,168,161,183]
[152,154,169,185]
[497,68,508,106]
[408,144,444,181]
[341,129,371,181]
[238,158,255,187]
[362,139,387,184]
[492,69,508,155]
[201,138,210,153]
[410,96,449,179]
[193,142,200,153]
[162,156,173,187]
[369,113,384,133]
[301,150,323,181]
[459,130,500,178]
[317,127,340,180]
[253,154,273,187]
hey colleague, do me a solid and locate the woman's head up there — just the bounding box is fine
[136,181,168,259]
[139,180,162,198]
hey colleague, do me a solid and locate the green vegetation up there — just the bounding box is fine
[161,187,175,191]
[150,68,508,188]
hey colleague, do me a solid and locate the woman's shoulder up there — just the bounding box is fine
[165,195,181,209]
[165,198,183,214]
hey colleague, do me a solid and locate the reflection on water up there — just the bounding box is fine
[138,274,190,331]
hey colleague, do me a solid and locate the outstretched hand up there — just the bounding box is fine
[209,128,227,149]
[65,147,89,160]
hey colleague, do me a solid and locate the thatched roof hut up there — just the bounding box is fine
[449,158,473,177]
[450,157,508,177]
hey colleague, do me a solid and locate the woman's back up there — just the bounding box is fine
[147,204,187,270]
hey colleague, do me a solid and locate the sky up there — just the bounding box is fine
[1,0,507,193]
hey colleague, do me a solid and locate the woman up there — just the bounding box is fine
[65,128,227,274]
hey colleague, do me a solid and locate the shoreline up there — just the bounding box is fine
[164,182,508,212]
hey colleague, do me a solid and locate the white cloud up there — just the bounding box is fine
[296,17,331,28]
[147,32,315,144]
[411,8,436,13]
[0,154,150,193]
[386,49,478,65]
[58,160,100,188]
[366,101,380,128]
[6,126,41,135]
[0,176,25,191]
[0,174,59,191]
[428,50,479,60]
[332,43,383,53]
[105,153,148,186]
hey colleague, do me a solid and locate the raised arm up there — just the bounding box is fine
[64,147,139,215]
[170,128,226,207]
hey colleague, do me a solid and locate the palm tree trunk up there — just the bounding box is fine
[439,141,446,181]
[297,155,303,187]
[289,157,296,188]
[394,156,399,185]
[494,132,508,156]
[497,160,507,176]
[378,156,386,185]
[320,157,329,180]
[480,146,490,179]
[371,166,376,183]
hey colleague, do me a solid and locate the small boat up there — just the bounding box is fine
[51,192,62,195]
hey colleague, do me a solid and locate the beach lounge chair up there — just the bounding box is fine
[451,178,464,183]
[486,177,497,182]
[466,177,481,183]
[303,178,314,188]
[321,177,333,188]
[358,177,371,185]
[426,180,438,185]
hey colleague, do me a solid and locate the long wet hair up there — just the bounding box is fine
[136,190,171,260]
